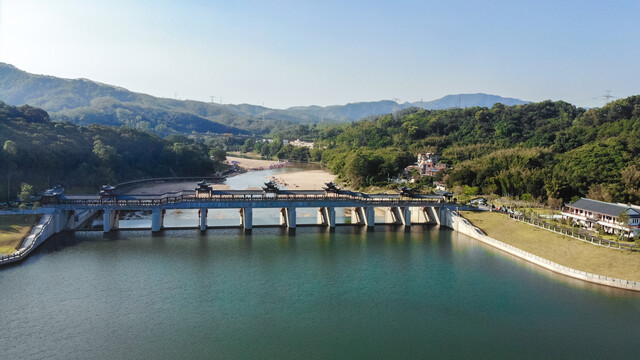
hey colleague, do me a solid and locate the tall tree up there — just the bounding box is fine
[3,140,18,200]
[617,210,631,241]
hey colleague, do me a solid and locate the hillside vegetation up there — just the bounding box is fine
[0,63,529,135]
[0,102,225,202]
[0,63,281,135]
[313,96,640,204]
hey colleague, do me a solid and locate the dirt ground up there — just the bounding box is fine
[226,156,284,170]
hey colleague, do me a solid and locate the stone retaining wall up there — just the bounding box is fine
[446,210,640,292]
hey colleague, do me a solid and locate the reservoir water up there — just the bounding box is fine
[2,166,640,359]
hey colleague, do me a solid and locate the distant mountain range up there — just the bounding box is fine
[0,62,529,135]
[241,94,529,123]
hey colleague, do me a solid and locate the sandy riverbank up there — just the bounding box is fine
[119,167,336,194]
[226,156,285,170]
[269,169,336,190]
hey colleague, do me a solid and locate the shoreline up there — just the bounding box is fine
[454,211,640,292]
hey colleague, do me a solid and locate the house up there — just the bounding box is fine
[417,153,439,166]
[562,198,640,238]
[290,139,314,149]
[413,153,447,177]
[424,162,447,177]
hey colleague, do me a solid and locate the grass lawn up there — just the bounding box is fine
[0,214,41,256]
[461,211,640,282]
[523,207,559,216]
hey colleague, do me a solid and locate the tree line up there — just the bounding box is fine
[306,96,640,205]
[0,101,226,202]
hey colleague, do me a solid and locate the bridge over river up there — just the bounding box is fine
[41,182,454,232]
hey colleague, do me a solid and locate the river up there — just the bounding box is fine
[2,166,640,359]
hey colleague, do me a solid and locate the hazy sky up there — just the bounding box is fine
[0,0,638,109]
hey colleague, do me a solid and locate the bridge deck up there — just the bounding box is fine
[45,189,447,210]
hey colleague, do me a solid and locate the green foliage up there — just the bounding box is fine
[209,148,226,162]
[521,193,533,202]
[18,183,34,202]
[0,63,283,136]
[462,185,480,196]
[312,95,640,201]
[321,147,413,189]
[0,102,225,201]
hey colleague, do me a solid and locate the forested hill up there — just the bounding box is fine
[0,63,528,134]
[0,63,272,136]
[0,101,225,202]
[316,96,640,204]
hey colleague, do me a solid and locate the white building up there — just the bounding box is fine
[562,198,640,238]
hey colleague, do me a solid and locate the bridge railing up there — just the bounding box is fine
[48,193,446,207]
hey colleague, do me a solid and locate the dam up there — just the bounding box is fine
[40,181,455,232]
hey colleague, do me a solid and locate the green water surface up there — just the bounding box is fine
[2,225,639,359]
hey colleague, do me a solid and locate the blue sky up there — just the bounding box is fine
[0,0,638,108]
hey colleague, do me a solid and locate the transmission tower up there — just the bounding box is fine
[602,90,615,101]
[593,90,618,105]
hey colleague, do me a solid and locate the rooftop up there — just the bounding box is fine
[566,198,640,217]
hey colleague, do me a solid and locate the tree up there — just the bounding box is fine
[587,184,613,202]
[92,140,118,163]
[18,183,34,203]
[209,148,226,162]
[617,210,631,241]
[409,168,420,180]
[241,139,255,153]
[621,165,640,200]
[3,140,18,201]
[547,197,563,210]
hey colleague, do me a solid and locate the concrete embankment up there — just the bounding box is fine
[0,209,97,266]
[445,210,640,292]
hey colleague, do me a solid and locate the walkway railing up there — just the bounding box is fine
[509,214,640,252]
[46,194,446,207]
